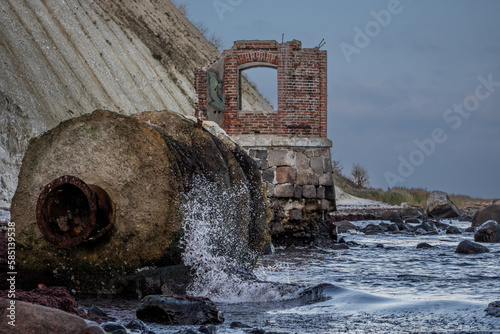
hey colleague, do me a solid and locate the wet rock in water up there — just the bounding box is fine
[434,220,452,230]
[485,301,500,317]
[405,218,421,225]
[379,222,399,232]
[446,225,462,234]
[100,322,127,334]
[396,221,412,232]
[261,242,275,255]
[455,240,490,254]
[199,324,218,334]
[136,295,224,325]
[465,227,476,233]
[361,224,385,235]
[426,191,461,218]
[472,204,500,227]
[416,242,434,249]
[126,319,149,332]
[414,221,439,235]
[88,305,107,317]
[0,299,104,334]
[331,243,350,250]
[11,110,270,293]
[230,321,252,328]
[335,220,357,233]
[474,220,500,243]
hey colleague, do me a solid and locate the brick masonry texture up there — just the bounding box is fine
[195,40,327,138]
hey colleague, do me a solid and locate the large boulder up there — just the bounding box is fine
[0,299,104,334]
[11,110,270,293]
[455,240,490,254]
[474,221,500,243]
[472,204,500,227]
[136,295,224,325]
[426,191,461,218]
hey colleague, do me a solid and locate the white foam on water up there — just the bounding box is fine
[180,176,301,303]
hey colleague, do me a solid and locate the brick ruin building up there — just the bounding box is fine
[195,40,336,246]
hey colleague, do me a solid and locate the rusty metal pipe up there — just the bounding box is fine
[36,175,115,248]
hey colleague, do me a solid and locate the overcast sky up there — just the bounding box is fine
[180,0,500,199]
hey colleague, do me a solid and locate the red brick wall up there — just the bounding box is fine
[195,40,327,138]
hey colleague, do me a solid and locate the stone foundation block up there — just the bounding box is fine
[310,157,324,173]
[296,152,309,169]
[276,166,297,183]
[307,173,319,185]
[319,173,334,186]
[293,185,302,199]
[296,170,308,185]
[303,185,317,199]
[268,150,295,167]
[275,184,294,197]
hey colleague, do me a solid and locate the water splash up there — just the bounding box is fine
[180,176,300,303]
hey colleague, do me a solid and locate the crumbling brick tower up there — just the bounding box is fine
[195,40,336,246]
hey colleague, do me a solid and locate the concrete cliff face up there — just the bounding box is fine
[0,0,267,207]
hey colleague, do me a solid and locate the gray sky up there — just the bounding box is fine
[180,0,500,199]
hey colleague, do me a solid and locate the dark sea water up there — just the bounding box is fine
[86,220,500,334]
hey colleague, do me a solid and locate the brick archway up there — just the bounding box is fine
[195,39,327,138]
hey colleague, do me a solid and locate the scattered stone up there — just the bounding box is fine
[250,329,266,334]
[405,218,421,225]
[446,226,462,234]
[136,295,224,325]
[126,319,149,332]
[261,242,275,255]
[455,240,490,254]
[396,222,412,232]
[0,299,104,334]
[472,204,500,227]
[426,191,461,218]
[485,301,500,317]
[474,220,500,243]
[361,224,385,235]
[199,324,217,334]
[464,227,476,233]
[335,220,357,233]
[179,329,200,334]
[414,221,439,235]
[330,244,350,250]
[416,243,434,249]
[379,222,399,232]
[88,305,107,317]
[100,322,127,334]
[230,321,252,328]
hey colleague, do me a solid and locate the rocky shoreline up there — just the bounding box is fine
[1,198,500,333]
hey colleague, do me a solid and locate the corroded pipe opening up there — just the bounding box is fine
[36,175,115,248]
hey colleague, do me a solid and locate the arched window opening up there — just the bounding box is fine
[239,66,278,112]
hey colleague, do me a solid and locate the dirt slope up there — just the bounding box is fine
[0,0,267,207]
